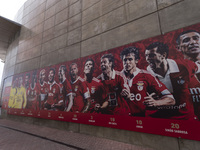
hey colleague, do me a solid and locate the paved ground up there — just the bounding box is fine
[0,119,153,150]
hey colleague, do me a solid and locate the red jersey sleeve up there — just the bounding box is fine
[147,74,172,97]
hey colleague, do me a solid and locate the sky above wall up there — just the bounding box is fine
[0,0,27,20]
[0,0,27,82]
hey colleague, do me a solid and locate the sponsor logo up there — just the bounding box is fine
[157,103,186,109]
[189,87,200,102]
[190,87,200,95]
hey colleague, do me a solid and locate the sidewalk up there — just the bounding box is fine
[0,119,153,150]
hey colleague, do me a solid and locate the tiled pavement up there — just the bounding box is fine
[0,119,153,150]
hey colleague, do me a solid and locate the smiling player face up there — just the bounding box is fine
[179,32,200,55]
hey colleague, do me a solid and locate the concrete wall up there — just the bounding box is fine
[2,0,200,149]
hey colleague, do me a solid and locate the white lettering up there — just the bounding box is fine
[136,125,143,129]
[192,95,200,102]
[165,128,174,132]
[190,88,200,95]
[130,93,141,101]
[158,103,186,109]
[108,122,117,125]
[174,130,188,134]
[89,120,95,123]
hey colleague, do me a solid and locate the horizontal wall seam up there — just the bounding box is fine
[157,0,184,11]
[22,0,82,26]
[20,0,184,37]
[22,1,47,23]
[80,11,160,44]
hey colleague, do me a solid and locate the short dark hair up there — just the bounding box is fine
[85,58,94,73]
[13,76,18,81]
[32,70,37,81]
[25,73,30,78]
[176,30,200,45]
[33,70,37,76]
[49,68,55,75]
[120,47,140,60]
[69,63,78,71]
[85,58,94,67]
[146,42,169,58]
[101,53,115,69]
[59,65,67,73]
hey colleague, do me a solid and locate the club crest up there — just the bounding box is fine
[177,76,185,85]
[45,88,48,93]
[137,81,144,91]
[91,86,95,94]
[75,85,78,92]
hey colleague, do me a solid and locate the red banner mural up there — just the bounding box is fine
[4,23,200,141]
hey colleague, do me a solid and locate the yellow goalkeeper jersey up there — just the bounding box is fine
[13,86,27,109]
[8,87,17,108]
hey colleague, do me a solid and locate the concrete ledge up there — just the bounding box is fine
[2,112,180,150]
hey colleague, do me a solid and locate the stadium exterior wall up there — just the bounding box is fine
[2,0,200,149]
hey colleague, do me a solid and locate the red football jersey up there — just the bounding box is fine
[147,59,196,120]
[38,81,48,94]
[59,79,72,105]
[98,70,130,115]
[70,76,90,112]
[122,68,172,117]
[189,75,200,120]
[85,77,107,113]
[185,59,200,120]
[26,83,39,110]
[38,81,48,109]
[45,81,62,107]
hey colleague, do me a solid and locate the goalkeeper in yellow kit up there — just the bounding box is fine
[12,75,27,109]
[8,77,18,108]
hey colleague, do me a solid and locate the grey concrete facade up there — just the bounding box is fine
[2,0,200,149]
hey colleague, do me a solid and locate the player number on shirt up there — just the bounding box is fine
[130,93,141,101]
[171,123,180,129]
